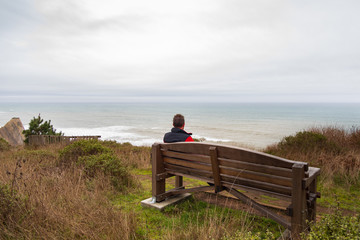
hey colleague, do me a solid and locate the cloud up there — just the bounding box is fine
[1,0,360,102]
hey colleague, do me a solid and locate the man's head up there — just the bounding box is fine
[173,114,185,129]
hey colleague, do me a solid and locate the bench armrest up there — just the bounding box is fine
[303,167,321,188]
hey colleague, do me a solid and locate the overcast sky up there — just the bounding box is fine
[1,0,359,103]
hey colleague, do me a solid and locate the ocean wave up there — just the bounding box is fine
[192,135,232,143]
[58,126,136,139]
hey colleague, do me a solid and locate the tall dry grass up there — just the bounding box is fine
[265,126,360,184]
[164,210,253,240]
[0,144,138,239]
[101,141,152,169]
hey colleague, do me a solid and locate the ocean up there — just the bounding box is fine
[0,102,359,150]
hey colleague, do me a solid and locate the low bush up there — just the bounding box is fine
[78,153,135,191]
[265,127,360,184]
[303,209,360,239]
[59,140,137,191]
[59,139,112,166]
[267,131,342,156]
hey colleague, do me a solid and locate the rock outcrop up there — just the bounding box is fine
[0,117,25,146]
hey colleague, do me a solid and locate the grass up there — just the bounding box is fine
[0,143,139,239]
[265,126,360,215]
[1,126,359,239]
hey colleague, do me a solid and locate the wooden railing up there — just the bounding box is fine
[28,135,101,146]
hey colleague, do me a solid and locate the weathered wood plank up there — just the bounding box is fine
[161,150,210,164]
[291,163,307,239]
[210,147,222,192]
[218,158,293,178]
[160,142,308,171]
[164,163,213,180]
[217,145,308,171]
[219,166,293,187]
[163,157,212,171]
[152,143,165,201]
[161,142,212,155]
[175,176,183,188]
[220,174,292,196]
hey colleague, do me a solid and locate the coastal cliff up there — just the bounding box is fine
[0,117,25,146]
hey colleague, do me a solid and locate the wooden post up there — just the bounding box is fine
[209,147,222,193]
[291,163,307,239]
[152,143,165,202]
[175,176,183,189]
[308,178,318,224]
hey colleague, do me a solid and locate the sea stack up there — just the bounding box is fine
[0,117,25,146]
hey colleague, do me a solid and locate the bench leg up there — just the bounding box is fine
[152,143,165,202]
[175,176,183,188]
[291,163,307,239]
[307,178,318,224]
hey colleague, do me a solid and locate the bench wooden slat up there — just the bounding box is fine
[218,158,293,178]
[161,150,210,164]
[164,162,292,196]
[160,142,309,171]
[164,156,292,188]
[163,157,212,172]
[164,163,213,180]
[216,145,308,171]
[220,174,292,196]
[165,170,214,185]
[219,166,293,187]
[161,143,211,155]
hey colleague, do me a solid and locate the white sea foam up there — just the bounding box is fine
[193,135,232,143]
[59,126,136,139]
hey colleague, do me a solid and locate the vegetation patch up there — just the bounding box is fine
[0,126,359,239]
[302,207,360,240]
[59,139,137,192]
[0,183,31,238]
[267,131,342,156]
[23,114,63,143]
[265,126,360,185]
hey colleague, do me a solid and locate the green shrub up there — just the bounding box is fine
[0,138,10,151]
[303,209,360,239]
[267,131,342,155]
[59,139,112,166]
[59,140,136,191]
[78,153,134,191]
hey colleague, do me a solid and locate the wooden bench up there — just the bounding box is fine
[151,142,321,239]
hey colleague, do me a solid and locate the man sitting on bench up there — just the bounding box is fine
[163,114,194,143]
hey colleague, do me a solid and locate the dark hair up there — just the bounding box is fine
[173,114,185,128]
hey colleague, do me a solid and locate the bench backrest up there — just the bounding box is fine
[159,142,309,197]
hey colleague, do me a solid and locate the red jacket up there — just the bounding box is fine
[163,128,194,143]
